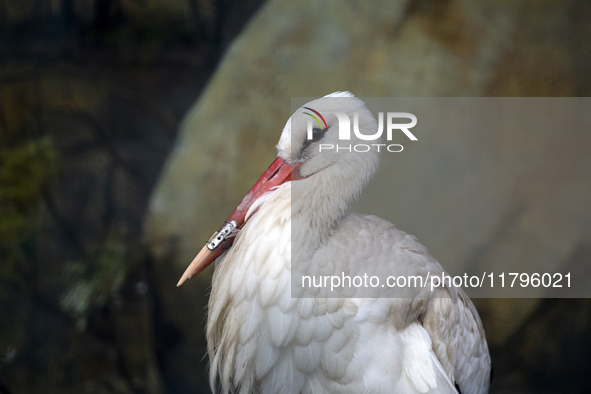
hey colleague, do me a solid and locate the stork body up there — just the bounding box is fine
[179,92,491,394]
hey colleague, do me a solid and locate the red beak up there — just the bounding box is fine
[177,157,300,286]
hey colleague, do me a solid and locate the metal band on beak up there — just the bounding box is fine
[207,221,237,250]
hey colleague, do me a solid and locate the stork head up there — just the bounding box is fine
[177,92,380,286]
[277,91,380,181]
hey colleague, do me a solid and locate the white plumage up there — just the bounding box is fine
[180,92,491,394]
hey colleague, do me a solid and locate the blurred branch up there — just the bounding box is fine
[48,106,149,194]
[41,189,84,256]
[0,275,76,330]
[0,272,117,349]
[187,0,209,40]
[210,0,228,59]
[102,163,116,231]
[105,302,145,394]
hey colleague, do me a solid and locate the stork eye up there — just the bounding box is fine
[310,127,325,142]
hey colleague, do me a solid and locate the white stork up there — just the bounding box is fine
[177,92,491,394]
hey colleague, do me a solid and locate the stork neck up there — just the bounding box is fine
[291,163,365,250]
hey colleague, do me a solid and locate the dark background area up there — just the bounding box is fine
[1,1,264,393]
[1,1,591,393]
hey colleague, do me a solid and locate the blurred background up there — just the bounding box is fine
[1,0,590,393]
